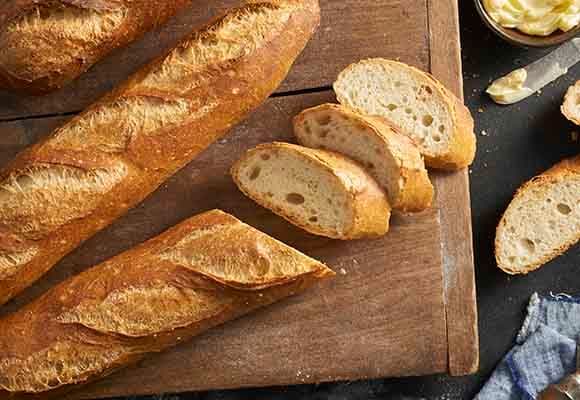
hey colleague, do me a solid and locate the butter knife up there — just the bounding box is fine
[487,37,580,105]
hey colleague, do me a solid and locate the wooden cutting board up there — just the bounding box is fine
[0,0,478,397]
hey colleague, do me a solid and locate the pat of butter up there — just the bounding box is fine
[483,0,580,36]
[486,68,535,105]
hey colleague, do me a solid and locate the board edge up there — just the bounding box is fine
[427,0,480,376]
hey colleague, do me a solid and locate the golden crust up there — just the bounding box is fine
[0,210,333,398]
[495,155,580,275]
[231,142,391,240]
[0,0,321,306]
[0,0,193,94]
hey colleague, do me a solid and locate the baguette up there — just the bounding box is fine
[562,80,580,126]
[0,0,320,306]
[231,142,391,239]
[333,58,476,170]
[0,0,193,94]
[293,103,433,212]
[495,155,580,275]
[0,209,334,399]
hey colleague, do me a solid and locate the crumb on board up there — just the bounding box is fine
[481,130,488,136]
[478,108,484,113]
[339,268,347,275]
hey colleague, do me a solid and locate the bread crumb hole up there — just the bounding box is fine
[557,203,572,215]
[249,167,261,180]
[286,193,305,205]
[395,81,402,87]
[304,124,312,134]
[424,85,433,94]
[520,238,535,254]
[327,198,332,204]
[309,216,318,222]
[367,162,375,169]
[438,125,445,133]
[317,115,332,126]
[508,256,516,263]
[267,192,274,197]
[422,115,434,127]
[433,135,442,142]
[546,198,553,203]
[387,104,398,111]
[260,153,270,161]
[405,108,412,114]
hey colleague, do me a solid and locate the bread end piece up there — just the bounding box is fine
[333,58,476,170]
[495,155,580,275]
[231,142,391,240]
[562,80,580,126]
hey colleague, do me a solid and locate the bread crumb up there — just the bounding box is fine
[481,130,488,136]
[478,108,484,113]
[339,268,347,275]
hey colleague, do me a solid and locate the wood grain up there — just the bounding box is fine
[0,0,430,121]
[428,0,480,376]
[0,92,449,398]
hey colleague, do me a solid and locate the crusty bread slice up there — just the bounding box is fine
[333,58,476,170]
[496,155,580,275]
[562,80,580,126]
[293,103,433,212]
[231,142,391,239]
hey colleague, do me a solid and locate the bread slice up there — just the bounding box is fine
[333,58,476,170]
[293,103,433,213]
[495,156,580,275]
[562,80,580,126]
[231,142,391,239]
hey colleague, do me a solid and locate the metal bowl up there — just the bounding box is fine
[474,0,580,48]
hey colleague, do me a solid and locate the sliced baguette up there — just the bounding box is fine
[231,142,391,239]
[562,80,580,126]
[0,209,333,398]
[496,155,580,275]
[293,103,434,212]
[333,58,476,170]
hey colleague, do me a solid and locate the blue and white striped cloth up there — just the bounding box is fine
[475,293,580,400]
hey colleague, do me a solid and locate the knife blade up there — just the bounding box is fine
[487,38,580,105]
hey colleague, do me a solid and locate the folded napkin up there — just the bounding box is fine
[475,293,580,400]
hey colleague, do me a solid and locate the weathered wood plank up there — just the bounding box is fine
[428,0,479,376]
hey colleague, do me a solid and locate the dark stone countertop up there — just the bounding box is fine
[119,3,579,400]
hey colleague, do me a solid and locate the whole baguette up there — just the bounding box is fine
[0,0,320,306]
[0,0,194,94]
[0,209,334,399]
